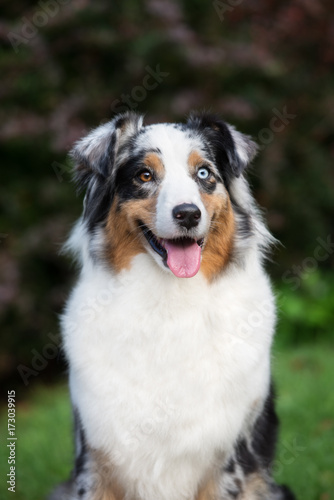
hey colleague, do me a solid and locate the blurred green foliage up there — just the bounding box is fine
[0,0,333,389]
[276,272,334,346]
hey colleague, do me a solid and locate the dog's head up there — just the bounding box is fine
[70,112,260,280]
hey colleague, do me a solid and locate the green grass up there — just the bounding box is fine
[0,385,73,500]
[1,342,333,500]
[273,341,334,499]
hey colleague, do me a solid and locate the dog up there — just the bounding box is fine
[50,112,295,500]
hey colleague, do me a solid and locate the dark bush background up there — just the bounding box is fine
[0,0,333,397]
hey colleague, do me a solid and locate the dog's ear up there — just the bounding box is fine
[70,112,143,227]
[71,111,144,191]
[187,113,258,181]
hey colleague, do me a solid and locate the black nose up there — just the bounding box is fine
[172,203,201,230]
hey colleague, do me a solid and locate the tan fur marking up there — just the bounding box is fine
[144,152,165,176]
[196,476,218,500]
[91,451,220,500]
[105,196,157,273]
[188,150,206,174]
[201,193,235,282]
[240,472,271,500]
[91,449,125,500]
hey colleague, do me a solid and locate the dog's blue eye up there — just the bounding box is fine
[197,167,210,180]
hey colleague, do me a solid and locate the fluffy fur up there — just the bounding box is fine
[50,112,295,500]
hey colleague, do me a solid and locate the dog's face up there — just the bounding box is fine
[71,112,257,280]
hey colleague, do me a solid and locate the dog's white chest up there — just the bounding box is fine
[63,255,274,499]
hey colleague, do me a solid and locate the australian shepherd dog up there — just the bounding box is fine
[50,112,295,500]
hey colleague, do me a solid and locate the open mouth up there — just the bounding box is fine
[140,223,204,278]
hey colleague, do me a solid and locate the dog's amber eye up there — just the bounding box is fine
[139,170,153,183]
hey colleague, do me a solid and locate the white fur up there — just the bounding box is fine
[62,251,275,500]
[144,126,211,239]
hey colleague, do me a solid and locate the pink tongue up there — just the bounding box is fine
[164,240,201,278]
